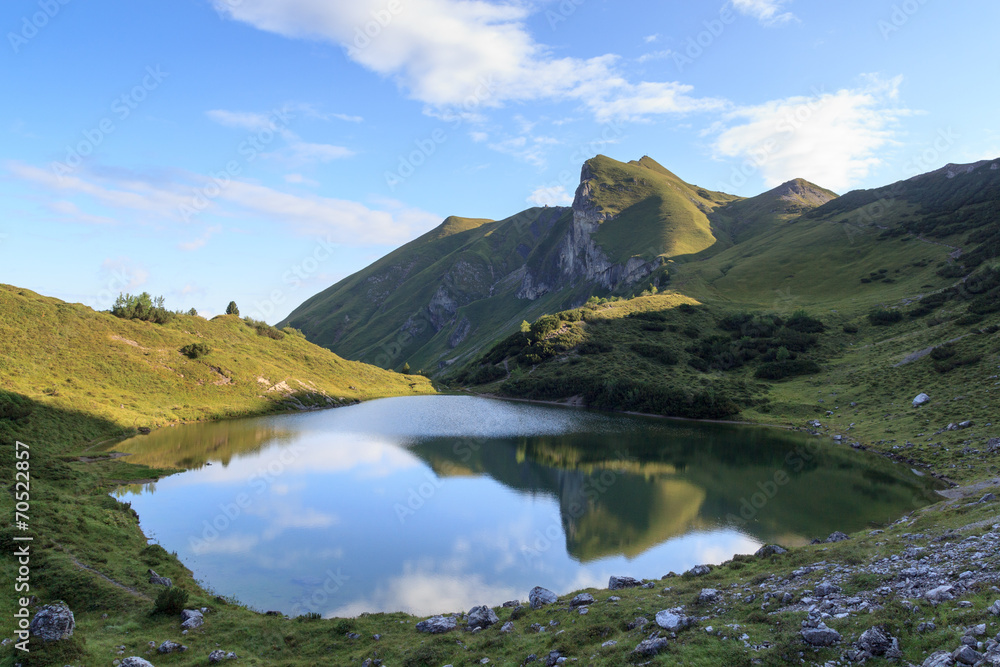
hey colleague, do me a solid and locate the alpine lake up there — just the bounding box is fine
[112,395,942,618]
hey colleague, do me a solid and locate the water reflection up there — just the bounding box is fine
[113,396,942,617]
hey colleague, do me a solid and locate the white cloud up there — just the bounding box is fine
[178,225,222,251]
[711,77,907,191]
[637,50,672,64]
[207,108,354,164]
[331,112,364,123]
[212,0,724,122]
[487,134,560,167]
[8,160,441,245]
[732,0,796,26]
[206,109,284,132]
[527,184,572,207]
[47,200,117,225]
[644,34,660,43]
[284,172,320,186]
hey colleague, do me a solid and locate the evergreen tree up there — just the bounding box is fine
[226,301,240,316]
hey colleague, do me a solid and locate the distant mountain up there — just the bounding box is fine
[283,154,1000,376]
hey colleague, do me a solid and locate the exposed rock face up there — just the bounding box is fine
[29,602,75,642]
[416,615,457,634]
[529,586,559,609]
[467,605,499,630]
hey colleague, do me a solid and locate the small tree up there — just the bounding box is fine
[520,320,531,333]
[402,362,411,374]
[226,301,240,316]
[186,307,198,316]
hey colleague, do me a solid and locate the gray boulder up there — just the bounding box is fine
[632,637,671,657]
[500,621,515,634]
[180,609,203,630]
[467,605,499,629]
[952,645,983,665]
[801,624,841,646]
[685,564,711,576]
[416,615,457,634]
[570,593,594,607]
[925,585,955,603]
[655,608,691,632]
[608,575,642,590]
[529,586,558,609]
[913,393,931,407]
[922,651,954,667]
[209,650,237,663]
[814,582,841,597]
[825,531,850,542]
[697,588,718,604]
[990,599,1000,616]
[147,569,172,587]
[120,658,156,667]
[29,602,75,642]
[158,640,187,653]
[857,626,900,657]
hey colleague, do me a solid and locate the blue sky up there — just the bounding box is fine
[2,0,998,322]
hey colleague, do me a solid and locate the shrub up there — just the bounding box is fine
[226,301,240,316]
[180,342,211,359]
[842,323,859,334]
[153,587,189,615]
[629,343,678,365]
[111,292,175,324]
[755,360,821,380]
[785,310,825,333]
[868,309,903,326]
[578,341,612,354]
[243,317,285,340]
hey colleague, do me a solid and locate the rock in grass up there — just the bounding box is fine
[814,582,841,597]
[158,640,187,653]
[857,626,901,658]
[697,588,718,604]
[989,599,1000,616]
[684,564,711,576]
[608,575,642,590]
[29,602,75,642]
[570,593,594,607]
[924,585,955,603]
[801,624,841,646]
[655,609,691,632]
[209,650,238,663]
[632,637,671,658]
[416,615,457,634]
[921,651,954,667]
[180,609,203,630]
[913,393,931,407]
[825,531,850,542]
[500,621,515,633]
[120,658,155,667]
[952,645,983,664]
[467,605,499,630]
[148,569,172,587]
[529,586,558,609]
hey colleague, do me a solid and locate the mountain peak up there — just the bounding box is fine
[768,178,839,206]
[911,158,1000,181]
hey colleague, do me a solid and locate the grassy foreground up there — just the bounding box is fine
[2,281,999,666]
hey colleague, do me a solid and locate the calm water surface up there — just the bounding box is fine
[114,395,941,617]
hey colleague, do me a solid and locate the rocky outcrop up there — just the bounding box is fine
[529,586,558,609]
[29,602,75,641]
[415,615,457,634]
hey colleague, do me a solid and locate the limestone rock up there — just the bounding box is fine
[685,564,711,576]
[147,569,172,587]
[158,640,187,653]
[29,602,75,642]
[120,658,156,667]
[467,605,499,630]
[913,393,931,407]
[608,575,642,590]
[529,586,558,609]
[755,544,787,557]
[655,609,691,632]
[180,609,203,630]
[801,623,841,646]
[632,637,671,658]
[416,615,457,634]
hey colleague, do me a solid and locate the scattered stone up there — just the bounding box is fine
[697,588,718,604]
[632,637,671,658]
[416,615,457,634]
[917,622,937,633]
[825,531,850,543]
[577,607,589,615]
[120,659,155,667]
[913,393,931,407]
[158,640,187,654]
[655,609,691,632]
[570,593,594,607]
[626,617,648,631]
[814,582,841,597]
[29,602,75,642]
[979,493,997,504]
[467,605,499,630]
[989,600,1000,616]
[925,585,955,603]
[685,564,711,576]
[544,650,562,666]
[601,640,617,648]
[208,650,238,663]
[180,609,203,630]
[608,575,642,590]
[529,586,558,609]
[801,623,841,647]
[500,621,514,634]
[952,645,983,665]
[921,652,953,667]
[147,569,172,587]
[755,544,787,557]
[857,626,900,658]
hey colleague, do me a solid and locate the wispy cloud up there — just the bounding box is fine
[732,0,796,26]
[206,107,355,164]
[527,184,572,207]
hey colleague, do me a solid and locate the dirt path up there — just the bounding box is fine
[55,542,152,601]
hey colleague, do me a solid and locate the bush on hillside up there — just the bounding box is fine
[179,342,211,359]
[152,587,188,615]
[243,317,285,340]
[755,360,821,380]
[629,343,678,365]
[868,309,903,326]
[111,292,175,324]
